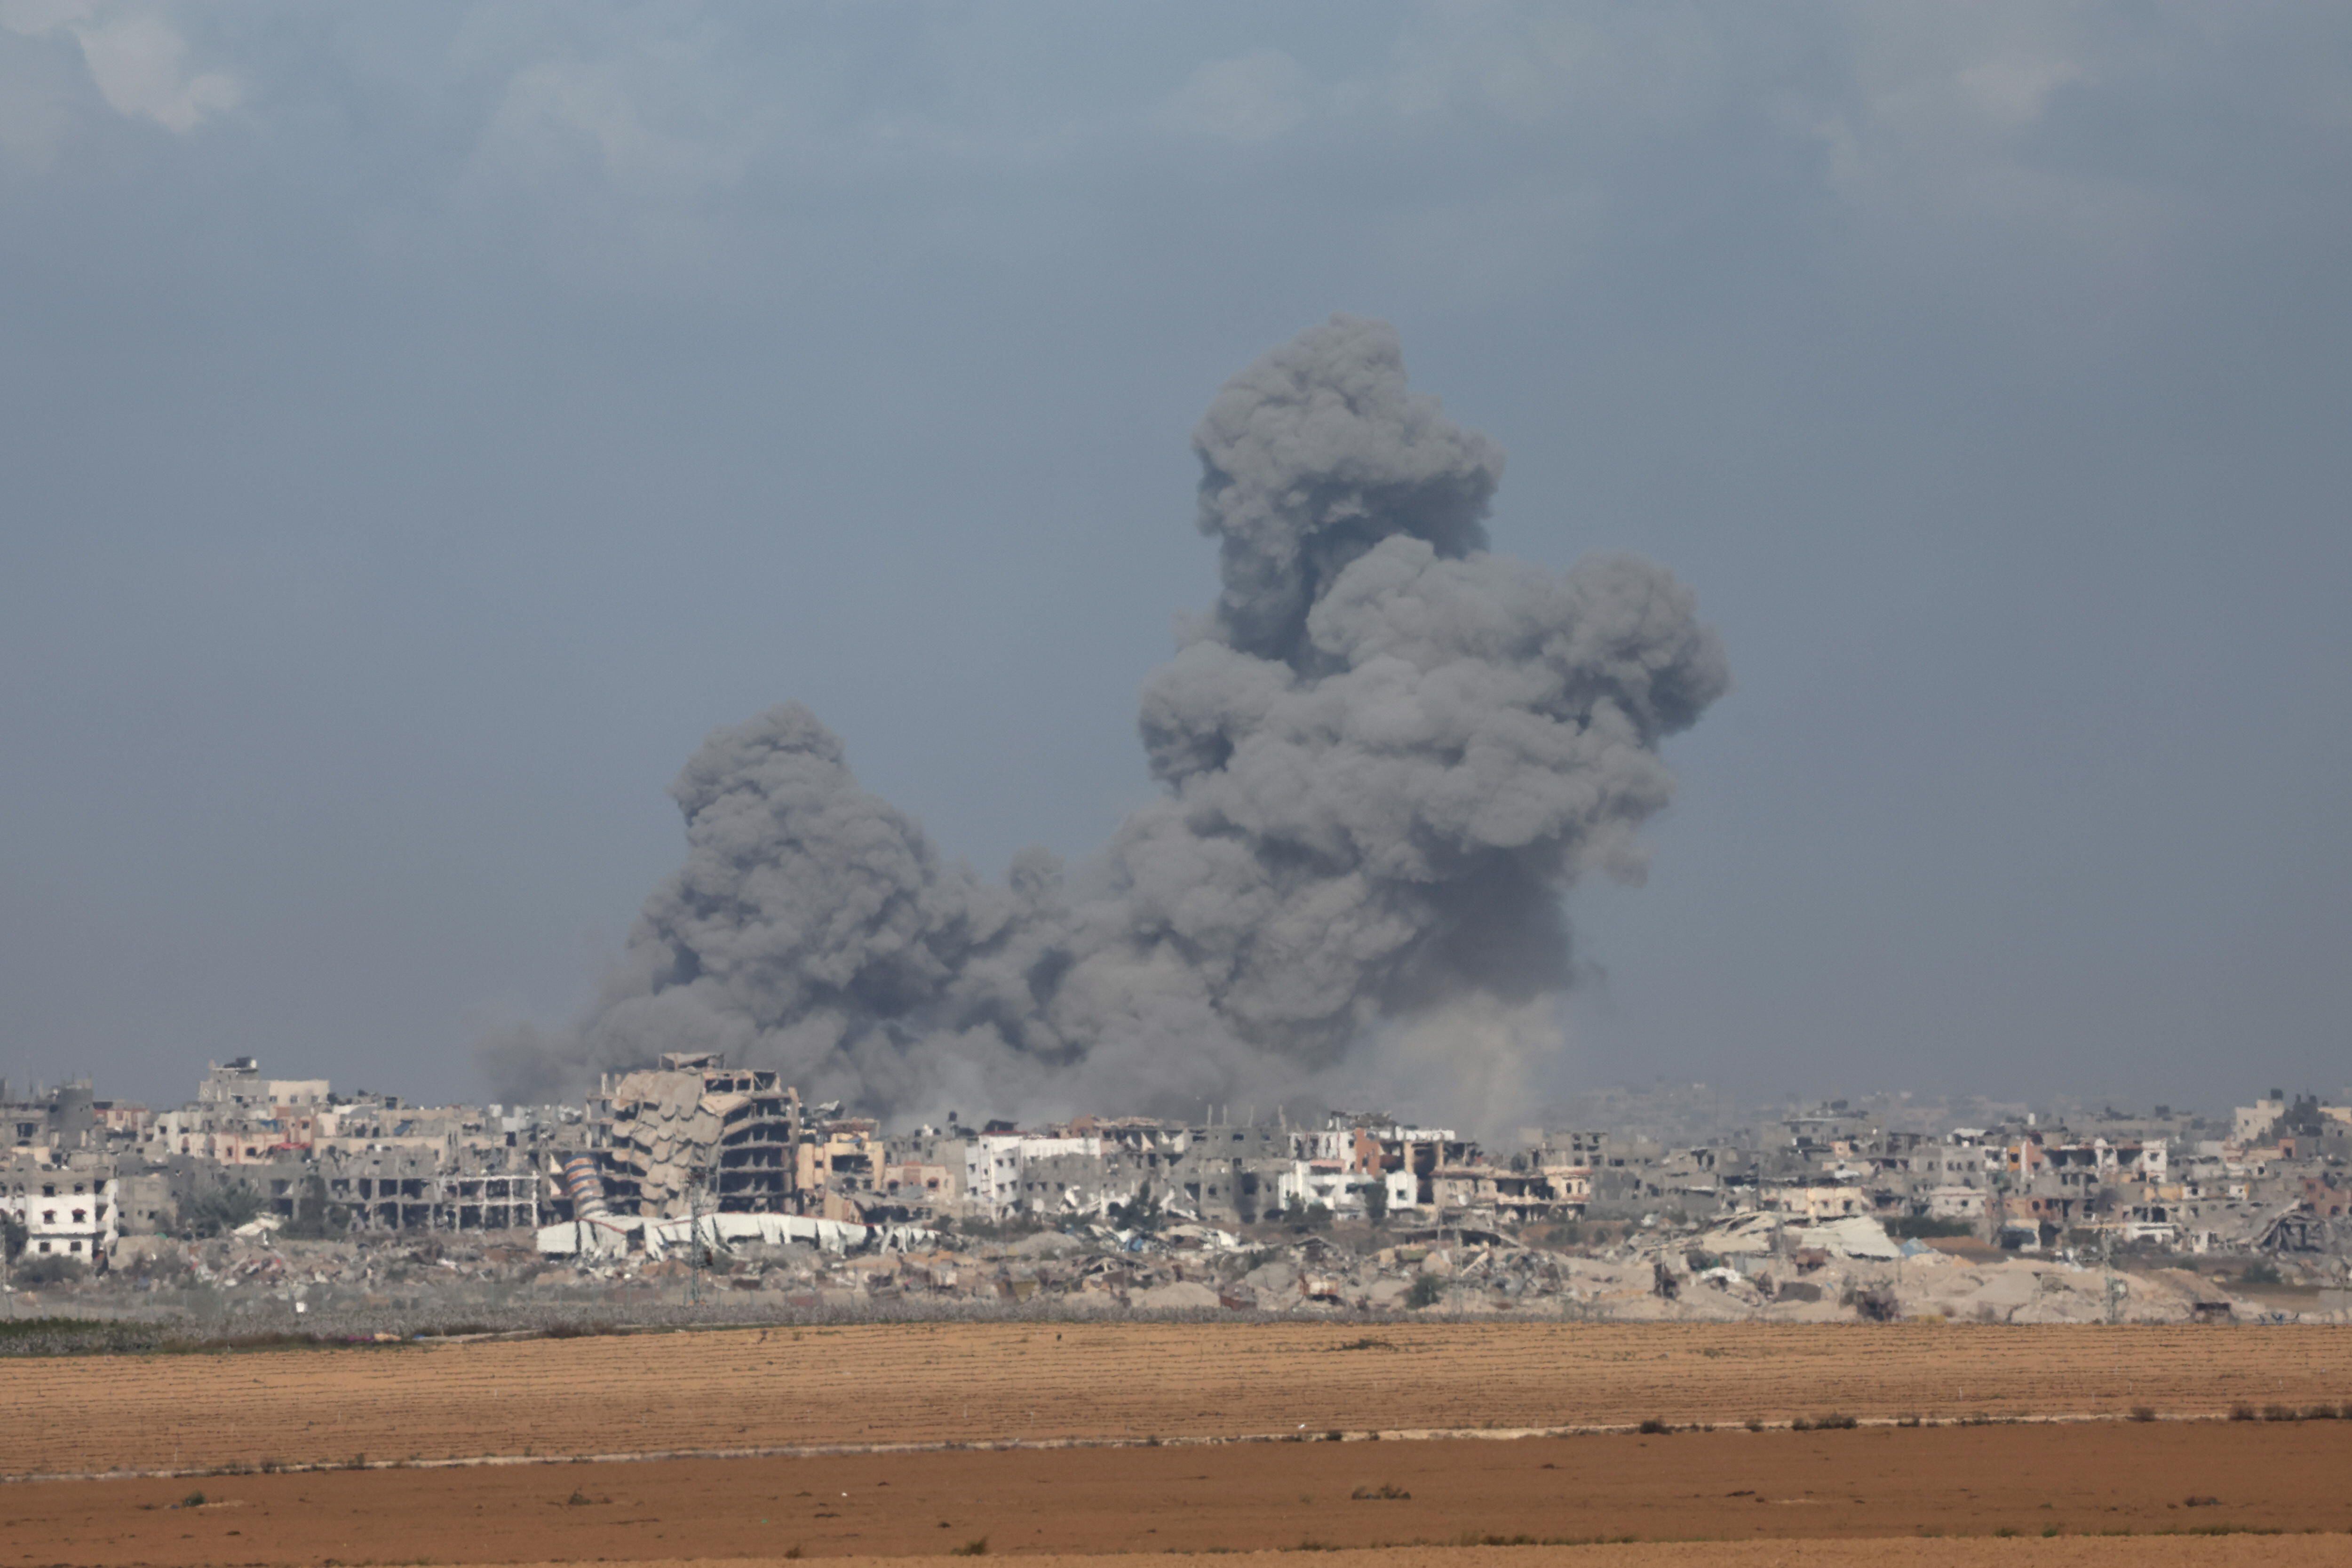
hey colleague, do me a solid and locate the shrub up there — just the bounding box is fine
[2130,1406,2157,1422]
[1637,1417,1671,1435]
[1106,1183,1164,1235]
[13,1255,86,1287]
[182,1186,265,1239]
[1405,1274,1445,1310]
[950,1539,988,1556]
[1887,1216,1976,1239]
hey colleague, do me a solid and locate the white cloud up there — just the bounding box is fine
[1379,2,1726,131]
[0,0,238,135]
[0,0,99,34]
[1795,5,2176,262]
[74,10,236,132]
[1955,50,2087,132]
[476,54,752,196]
[1161,49,1312,144]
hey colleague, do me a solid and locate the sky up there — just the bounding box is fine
[2,1,2348,1118]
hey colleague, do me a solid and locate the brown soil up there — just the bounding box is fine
[5,1423,2351,1565]
[441,1547,2352,1568]
[6,1323,2347,1480]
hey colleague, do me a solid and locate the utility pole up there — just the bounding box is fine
[2101,1228,2124,1324]
[684,1155,713,1308]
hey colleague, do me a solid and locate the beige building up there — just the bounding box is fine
[594,1053,801,1218]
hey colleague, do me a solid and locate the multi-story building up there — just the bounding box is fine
[591,1053,803,1219]
[2,1150,119,1265]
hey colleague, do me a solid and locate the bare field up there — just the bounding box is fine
[439,1548,2352,1568]
[5,1322,2351,1480]
[444,1547,2352,1568]
[6,1425,2352,1564]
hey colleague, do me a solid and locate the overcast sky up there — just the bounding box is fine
[3,2,2347,1115]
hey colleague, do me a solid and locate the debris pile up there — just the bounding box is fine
[5,1207,2328,1344]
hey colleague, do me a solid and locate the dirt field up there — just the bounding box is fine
[396,1548,2352,1568]
[6,1425,2351,1564]
[6,1322,2349,1480]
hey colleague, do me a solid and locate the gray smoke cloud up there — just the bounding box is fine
[483,316,1728,1119]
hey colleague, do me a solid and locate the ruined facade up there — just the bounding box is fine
[591,1053,802,1219]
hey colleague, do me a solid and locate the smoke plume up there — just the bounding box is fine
[483,316,1728,1119]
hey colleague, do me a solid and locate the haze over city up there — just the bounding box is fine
[9,18,2352,1567]
[4,4,2348,1122]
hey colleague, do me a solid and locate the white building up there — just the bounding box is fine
[1273,1161,1416,1218]
[2,1155,119,1266]
[962,1134,1101,1219]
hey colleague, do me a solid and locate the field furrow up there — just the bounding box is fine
[3,1323,2345,1479]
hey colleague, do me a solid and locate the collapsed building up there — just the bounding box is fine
[588,1053,803,1218]
[8,1050,2352,1289]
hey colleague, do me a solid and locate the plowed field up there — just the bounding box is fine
[6,1424,2351,1564]
[423,1547,2352,1568]
[5,1323,2349,1480]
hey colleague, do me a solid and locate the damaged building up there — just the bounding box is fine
[588,1053,815,1219]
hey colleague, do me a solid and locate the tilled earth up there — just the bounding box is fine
[7,1322,2350,1480]
[388,1547,2352,1568]
[3,1424,2350,1564]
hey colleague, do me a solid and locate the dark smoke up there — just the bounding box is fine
[483,317,1728,1120]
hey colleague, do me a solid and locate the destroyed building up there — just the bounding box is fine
[588,1053,801,1218]
[7,1041,2348,1321]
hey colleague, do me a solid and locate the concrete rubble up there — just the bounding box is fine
[6,1058,2350,1336]
[2,1200,2329,1340]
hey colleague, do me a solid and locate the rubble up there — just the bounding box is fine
[5,1060,2350,1336]
[7,1198,2341,1345]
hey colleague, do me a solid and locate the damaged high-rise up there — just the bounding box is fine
[587,1052,803,1218]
